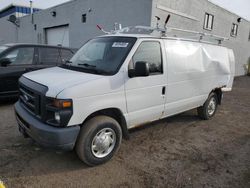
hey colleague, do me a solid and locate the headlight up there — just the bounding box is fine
[46,98,73,127]
[54,112,60,123]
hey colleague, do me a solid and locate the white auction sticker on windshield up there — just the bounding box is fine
[112,42,129,48]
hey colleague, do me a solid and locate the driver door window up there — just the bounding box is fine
[132,41,163,75]
[3,47,34,65]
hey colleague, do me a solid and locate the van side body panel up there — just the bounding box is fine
[163,39,235,117]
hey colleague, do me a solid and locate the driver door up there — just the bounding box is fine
[0,47,35,95]
[125,40,167,128]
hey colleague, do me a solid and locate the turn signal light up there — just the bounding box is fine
[53,99,72,108]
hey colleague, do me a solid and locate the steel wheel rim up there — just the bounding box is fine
[91,128,116,158]
[208,97,216,116]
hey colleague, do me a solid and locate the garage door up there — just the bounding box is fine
[46,25,69,47]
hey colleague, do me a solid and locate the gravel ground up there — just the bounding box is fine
[0,76,249,188]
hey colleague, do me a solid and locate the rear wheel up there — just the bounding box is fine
[197,92,218,120]
[76,116,122,166]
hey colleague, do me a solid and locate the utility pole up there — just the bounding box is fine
[30,1,34,24]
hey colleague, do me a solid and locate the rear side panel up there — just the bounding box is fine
[164,39,235,117]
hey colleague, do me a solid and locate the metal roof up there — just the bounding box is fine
[0,3,41,13]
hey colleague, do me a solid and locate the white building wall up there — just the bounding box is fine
[15,0,152,48]
[0,19,18,44]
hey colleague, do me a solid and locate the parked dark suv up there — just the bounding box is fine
[0,43,75,98]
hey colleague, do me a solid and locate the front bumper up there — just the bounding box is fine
[15,101,80,150]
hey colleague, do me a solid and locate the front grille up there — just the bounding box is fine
[18,77,48,120]
[19,84,40,116]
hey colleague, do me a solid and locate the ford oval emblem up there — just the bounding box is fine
[24,94,29,102]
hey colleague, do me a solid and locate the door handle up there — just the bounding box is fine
[162,86,166,95]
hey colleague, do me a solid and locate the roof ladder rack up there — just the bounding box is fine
[167,27,229,45]
[97,15,229,45]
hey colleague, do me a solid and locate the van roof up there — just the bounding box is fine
[99,34,226,47]
[99,34,156,39]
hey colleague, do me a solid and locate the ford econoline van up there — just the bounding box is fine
[14,31,235,166]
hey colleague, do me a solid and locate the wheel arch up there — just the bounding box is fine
[211,88,222,105]
[81,108,129,140]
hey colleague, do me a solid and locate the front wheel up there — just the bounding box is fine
[75,116,122,166]
[197,92,218,120]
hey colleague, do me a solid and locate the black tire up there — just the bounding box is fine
[75,115,122,166]
[197,92,218,120]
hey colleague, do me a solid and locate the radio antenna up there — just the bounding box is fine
[155,16,160,29]
[164,15,171,29]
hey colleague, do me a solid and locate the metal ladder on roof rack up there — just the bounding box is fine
[164,27,229,45]
[111,25,229,45]
[147,15,229,45]
[97,15,229,45]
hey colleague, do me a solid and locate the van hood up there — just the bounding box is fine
[23,67,104,97]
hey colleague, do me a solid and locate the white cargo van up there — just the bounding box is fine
[15,27,235,166]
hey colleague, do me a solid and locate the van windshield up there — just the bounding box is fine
[0,46,8,54]
[64,37,136,75]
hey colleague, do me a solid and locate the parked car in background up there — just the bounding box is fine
[0,43,75,98]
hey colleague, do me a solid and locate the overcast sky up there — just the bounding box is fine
[0,0,71,9]
[209,0,250,21]
[0,0,249,21]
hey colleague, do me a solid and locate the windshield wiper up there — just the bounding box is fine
[61,63,110,75]
[77,63,109,75]
[77,63,96,68]
[91,69,109,75]
[66,60,72,64]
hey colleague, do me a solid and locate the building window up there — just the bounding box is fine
[82,14,87,23]
[203,13,214,30]
[231,23,238,37]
